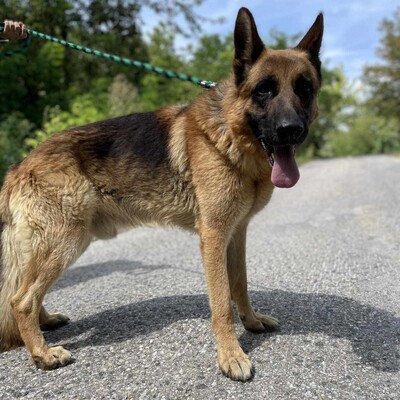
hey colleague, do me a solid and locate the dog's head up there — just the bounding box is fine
[233,7,323,188]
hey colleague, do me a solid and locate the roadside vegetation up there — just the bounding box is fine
[0,1,399,182]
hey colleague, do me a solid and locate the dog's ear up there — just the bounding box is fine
[233,7,265,86]
[295,13,324,80]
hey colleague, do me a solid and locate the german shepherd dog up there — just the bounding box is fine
[0,8,323,381]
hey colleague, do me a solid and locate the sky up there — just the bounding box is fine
[141,0,399,80]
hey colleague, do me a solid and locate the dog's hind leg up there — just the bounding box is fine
[39,306,70,331]
[227,223,279,332]
[11,222,91,370]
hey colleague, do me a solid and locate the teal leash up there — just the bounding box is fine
[0,23,216,88]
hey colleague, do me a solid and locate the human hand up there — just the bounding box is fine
[0,20,27,41]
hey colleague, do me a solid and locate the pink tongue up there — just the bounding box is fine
[271,145,300,188]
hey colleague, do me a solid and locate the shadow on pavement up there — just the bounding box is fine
[50,260,172,292]
[242,290,400,373]
[48,261,399,373]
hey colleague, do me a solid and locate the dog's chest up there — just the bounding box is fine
[248,176,274,216]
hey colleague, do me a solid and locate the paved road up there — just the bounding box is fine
[1,155,399,399]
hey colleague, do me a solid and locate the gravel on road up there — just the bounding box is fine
[0,155,399,399]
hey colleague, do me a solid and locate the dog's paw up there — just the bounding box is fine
[33,346,72,370]
[40,312,70,331]
[241,312,279,333]
[218,349,254,381]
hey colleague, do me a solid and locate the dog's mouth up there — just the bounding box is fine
[260,139,300,188]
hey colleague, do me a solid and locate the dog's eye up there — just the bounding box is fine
[254,79,276,100]
[295,76,313,101]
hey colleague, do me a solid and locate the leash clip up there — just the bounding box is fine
[199,80,217,89]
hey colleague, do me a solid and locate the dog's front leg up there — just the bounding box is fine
[227,223,279,332]
[199,225,253,381]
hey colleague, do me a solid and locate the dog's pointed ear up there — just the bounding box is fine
[295,13,324,80]
[233,7,265,86]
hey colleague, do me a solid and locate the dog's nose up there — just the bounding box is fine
[276,119,305,143]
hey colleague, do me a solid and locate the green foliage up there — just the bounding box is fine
[1,2,399,185]
[26,73,143,149]
[137,23,201,110]
[0,54,28,116]
[191,34,233,81]
[328,5,400,160]
[322,115,400,157]
[0,0,208,183]
[26,92,108,150]
[300,66,357,158]
[364,7,400,123]
[108,74,140,116]
[0,112,33,177]
[267,29,301,49]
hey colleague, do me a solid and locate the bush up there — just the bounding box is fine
[321,115,400,157]
[0,112,33,180]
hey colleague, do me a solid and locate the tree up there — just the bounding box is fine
[138,23,201,110]
[321,5,400,160]
[191,34,234,82]
[364,7,400,123]
[305,66,357,158]
[0,113,33,178]
[0,0,209,123]
[0,0,210,182]
[321,113,400,157]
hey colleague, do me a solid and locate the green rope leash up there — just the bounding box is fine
[0,23,216,88]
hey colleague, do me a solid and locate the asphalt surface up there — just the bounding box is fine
[0,155,399,399]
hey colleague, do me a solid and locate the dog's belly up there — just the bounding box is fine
[89,178,198,239]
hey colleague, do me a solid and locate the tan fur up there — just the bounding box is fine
[0,8,323,381]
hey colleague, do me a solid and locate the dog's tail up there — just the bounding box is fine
[0,190,23,351]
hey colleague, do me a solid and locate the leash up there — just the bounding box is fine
[0,22,217,89]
